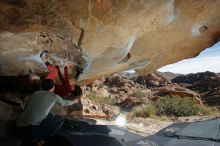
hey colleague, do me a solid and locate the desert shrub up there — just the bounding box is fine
[155,96,210,117]
[131,103,156,118]
[197,105,211,115]
[86,92,115,105]
[131,90,146,98]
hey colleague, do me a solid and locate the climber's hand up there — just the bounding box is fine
[73,99,80,104]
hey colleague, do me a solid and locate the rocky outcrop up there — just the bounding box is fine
[0,101,20,144]
[137,72,170,87]
[203,88,220,105]
[118,96,145,109]
[0,31,86,80]
[0,1,220,83]
[0,75,40,94]
[151,84,203,105]
[79,95,120,119]
[172,71,220,93]
[87,75,147,103]
[171,72,220,105]
[156,72,182,81]
[172,71,220,84]
[104,75,142,89]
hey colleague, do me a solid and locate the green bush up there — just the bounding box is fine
[86,92,115,105]
[155,96,210,117]
[131,103,156,118]
[131,90,146,98]
[197,105,211,115]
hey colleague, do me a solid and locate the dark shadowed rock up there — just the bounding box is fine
[172,71,220,86]
[0,101,21,146]
[203,88,220,105]
[172,72,220,104]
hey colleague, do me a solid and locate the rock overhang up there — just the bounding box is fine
[0,0,220,84]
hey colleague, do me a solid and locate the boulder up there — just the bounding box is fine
[119,96,146,109]
[77,95,120,119]
[203,88,220,105]
[152,84,203,105]
[0,1,220,83]
[95,88,111,98]
[137,72,170,87]
[0,101,21,146]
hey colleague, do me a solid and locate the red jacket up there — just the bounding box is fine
[46,65,72,97]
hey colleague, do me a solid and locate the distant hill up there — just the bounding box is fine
[155,71,182,81]
[171,71,220,105]
[119,71,182,81]
[171,71,220,93]
[171,71,220,84]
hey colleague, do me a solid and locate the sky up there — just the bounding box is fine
[158,42,220,74]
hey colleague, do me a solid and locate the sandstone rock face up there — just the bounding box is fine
[1,0,220,83]
[80,95,120,119]
[137,72,170,88]
[172,72,220,105]
[156,72,182,81]
[172,72,220,84]
[119,96,145,109]
[172,71,220,93]
[85,75,150,109]
[152,84,203,105]
[204,88,220,105]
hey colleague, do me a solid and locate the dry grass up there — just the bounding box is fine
[86,91,116,105]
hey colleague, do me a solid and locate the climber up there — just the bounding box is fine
[15,79,79,144]
[30,50,83,99]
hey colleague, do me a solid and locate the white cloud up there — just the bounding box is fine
[158,42,220,74]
